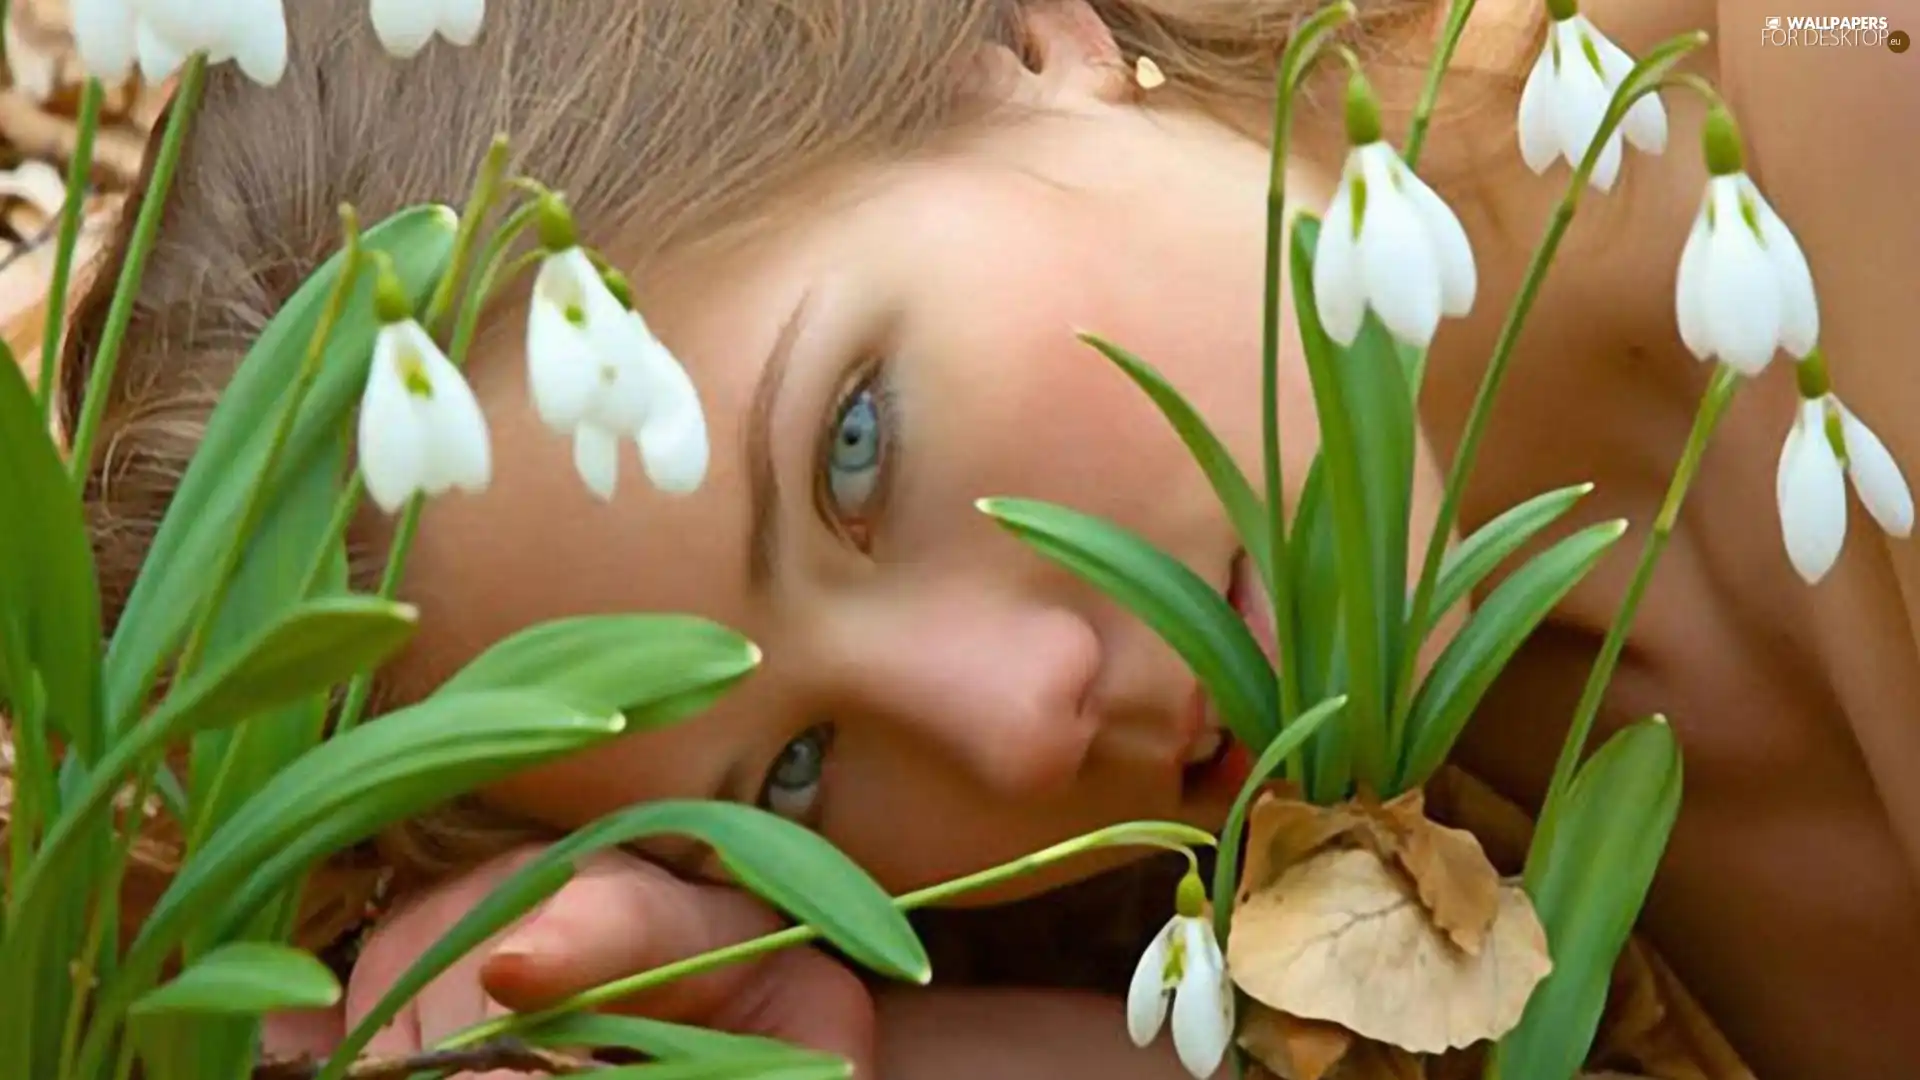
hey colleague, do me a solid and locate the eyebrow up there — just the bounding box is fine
[745,297,812,592]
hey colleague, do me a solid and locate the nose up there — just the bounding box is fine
[826,587,1104,799]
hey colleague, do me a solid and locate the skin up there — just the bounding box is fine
[288,0,1920,1074]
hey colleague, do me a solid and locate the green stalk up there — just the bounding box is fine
[1389,41,1705,752]
[437,823,1216,1051]
[1525,364,1737,884]
[423,135,512,334]
[447,201,540,364]
[1259,1,1358,784]
[1261,39,1304,749]
[55,769,153,1080]
[66,56,207,484]
[36,79,103,425]
[1399,0,1480,169]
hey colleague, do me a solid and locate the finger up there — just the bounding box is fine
[696,943,878,1079]
[480,850,786,1022]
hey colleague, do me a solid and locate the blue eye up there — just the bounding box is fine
[826,380,884,518]
[759,723,834,822]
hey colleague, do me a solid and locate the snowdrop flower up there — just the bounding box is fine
[1775,352,1912,585]
[1313,70,1477,349]
[1517,1,1667,192]
[357,266,493,514]
[370,0,486,58]
[1127,872,1233,1080]
[77,0,291,86]
[526,198,709,501]
[1674,106,1819,376]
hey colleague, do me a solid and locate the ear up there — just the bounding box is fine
[972,0,1133,109]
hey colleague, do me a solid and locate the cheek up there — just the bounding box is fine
[889,205,1266,551]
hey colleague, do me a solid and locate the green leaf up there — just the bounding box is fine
[187,429,353,843]
[1492,719,1682,1080]
[438,613,760,728]
[1287,215,1405,790]
[978,497,1278,749]
[521,1014,813,1062]
[1081,333,1274,593]
[84,689,621,1064]
[0,327,104,761]
[325,802,925,1080]
[104,204,458,729]
[591,1056,851,1080]
[1285,455,1352,803]
[1424,482,1593,638]
[12,596,417,913]
[131,942,340,1016]
[1399,519,1626,789]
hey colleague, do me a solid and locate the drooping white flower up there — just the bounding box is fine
[357,318,493,514]
[526,242,709,501]
[1776,387,1913,585]
[1313,140,1478,349]
[1674,172,1818,376]
[369,0,486,58]
[130,0,289,85]
[1127,874,1233,1080]
[1517,11,1667,192]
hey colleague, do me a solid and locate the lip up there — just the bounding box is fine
[1177,550,1271,800]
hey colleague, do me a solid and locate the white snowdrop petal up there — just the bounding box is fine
[634,338,709,495]
[369,0,437,57]
[526,287,602,430]
[442,0,487,45]
[1404,169,1477,317]
[1126,920,1175,1048]
[1170,919,1232,1080]
[1839,405,1914,538]
[1589,26,1667,153]
[1674,202,1714,361]
[1700,183,1782,375]
[1312,178,1366,347]
[412,330,493,495]
[358,335,428,514]
[71,0,138,81]
[136,0,228,47]
[225,0,288,85]
[1745,179,1820,358]
[134,20,190,83]
[1516,46,1562,174]
[1778,402,1848,584]
[1355,172,1442,347]
[572,423,622,502]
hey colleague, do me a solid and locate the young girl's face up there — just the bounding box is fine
[394,83,1317,901]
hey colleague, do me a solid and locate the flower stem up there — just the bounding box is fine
[436,823,1215,1051]
[66,56,206,486]
[1390,74,1666,774]
[1400,0,1481,169]
[424,135,512,334]
[447,200,540,365]
[1525,364,1738,883]
[36,78,103,425]
[1262,33,1304,751]
[56,767,153,1080]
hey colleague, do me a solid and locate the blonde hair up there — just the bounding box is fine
[56,0,1502,961]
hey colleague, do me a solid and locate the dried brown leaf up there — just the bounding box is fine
[1237,789,1366,901]
[1239,1004,1354,1080]
[1364,790,1502,956]
[1228,847,1552,1054]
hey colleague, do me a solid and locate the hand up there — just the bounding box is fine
[303,844,878,1078]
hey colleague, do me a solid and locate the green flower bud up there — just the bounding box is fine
[535,192,580,253]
